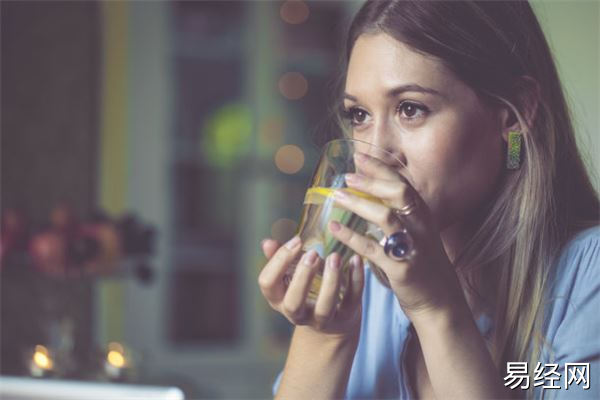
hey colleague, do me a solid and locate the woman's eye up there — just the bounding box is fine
[341,107,369,126]
[341,102,428,128]
[398,102,428,119]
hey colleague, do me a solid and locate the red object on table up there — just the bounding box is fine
[29,230,67,276]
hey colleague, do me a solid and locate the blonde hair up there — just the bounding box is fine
[457,97,558,372]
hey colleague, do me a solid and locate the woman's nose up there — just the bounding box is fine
[368,122,404,167]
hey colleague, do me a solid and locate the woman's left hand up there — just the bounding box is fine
[329,152,466,321]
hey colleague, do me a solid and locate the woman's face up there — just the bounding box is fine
[344,33,505,231]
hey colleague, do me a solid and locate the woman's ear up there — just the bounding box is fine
[499,76,541,142]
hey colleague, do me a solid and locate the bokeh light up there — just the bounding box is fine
[201,103,253,168]
[278,72,308,100]
[33,345,53,370]
[280,0,309,25]
[108,341,124,354]
[271,218,298,242]
[275,145,305,174]
[259,117,284,147]
[107,350,126,368]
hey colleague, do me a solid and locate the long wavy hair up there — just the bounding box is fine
[337,0,599,391]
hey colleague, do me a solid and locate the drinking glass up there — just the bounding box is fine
[283,138,409,306]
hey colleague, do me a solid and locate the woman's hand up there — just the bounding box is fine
[328,152,466,321]
[258,237,364,336]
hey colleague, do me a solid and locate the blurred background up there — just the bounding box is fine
[0,1,597,399]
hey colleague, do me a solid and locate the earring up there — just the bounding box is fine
[506,130,522,170]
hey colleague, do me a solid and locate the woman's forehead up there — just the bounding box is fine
[345,33,457,97]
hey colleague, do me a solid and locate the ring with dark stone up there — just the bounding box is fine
[379,228,415,261]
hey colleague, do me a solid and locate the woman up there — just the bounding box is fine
[258,1,599,398]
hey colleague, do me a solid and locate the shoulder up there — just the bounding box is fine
[552,225,600,293]
[544,225,600,354]
[562,225,600,255]
[540,227,600,400]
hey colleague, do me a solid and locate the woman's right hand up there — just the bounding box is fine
[258,236,365,336]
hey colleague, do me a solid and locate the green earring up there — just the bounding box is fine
[506,130,522,170]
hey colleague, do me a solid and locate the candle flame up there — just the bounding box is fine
[107,350,125,368]
[33,346,53,370]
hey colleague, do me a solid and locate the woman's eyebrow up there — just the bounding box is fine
[344,83,445,101]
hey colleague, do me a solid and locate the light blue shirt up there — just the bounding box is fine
[274,226,600,399]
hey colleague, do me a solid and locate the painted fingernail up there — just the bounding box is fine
[285,236,301,250]
[333,190,349,201]
[345,173,362,185]
[329,221,341,232]
[303,249,318,265]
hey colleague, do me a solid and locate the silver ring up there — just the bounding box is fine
[379,228,415,261]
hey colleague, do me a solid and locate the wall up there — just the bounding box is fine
[1,1,101,221]
[534,0,600,191]
[0,0,100,375]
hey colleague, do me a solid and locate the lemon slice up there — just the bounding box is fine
[304,187,382,205]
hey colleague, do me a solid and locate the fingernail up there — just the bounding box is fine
[303,250,318,265]
[285,236,301,250]
[260,239,268,247]
[329,221,341,232]
[351,254,361,269]
[345,173,362,185]
[327,253,340,270]
[333,190,349,201]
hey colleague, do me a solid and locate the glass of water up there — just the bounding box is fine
[283,138,409,305]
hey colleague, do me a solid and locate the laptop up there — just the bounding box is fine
[0,376,185,400]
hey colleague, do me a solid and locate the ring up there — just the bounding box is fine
[379,228,415,261]
[394,200,418,216]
